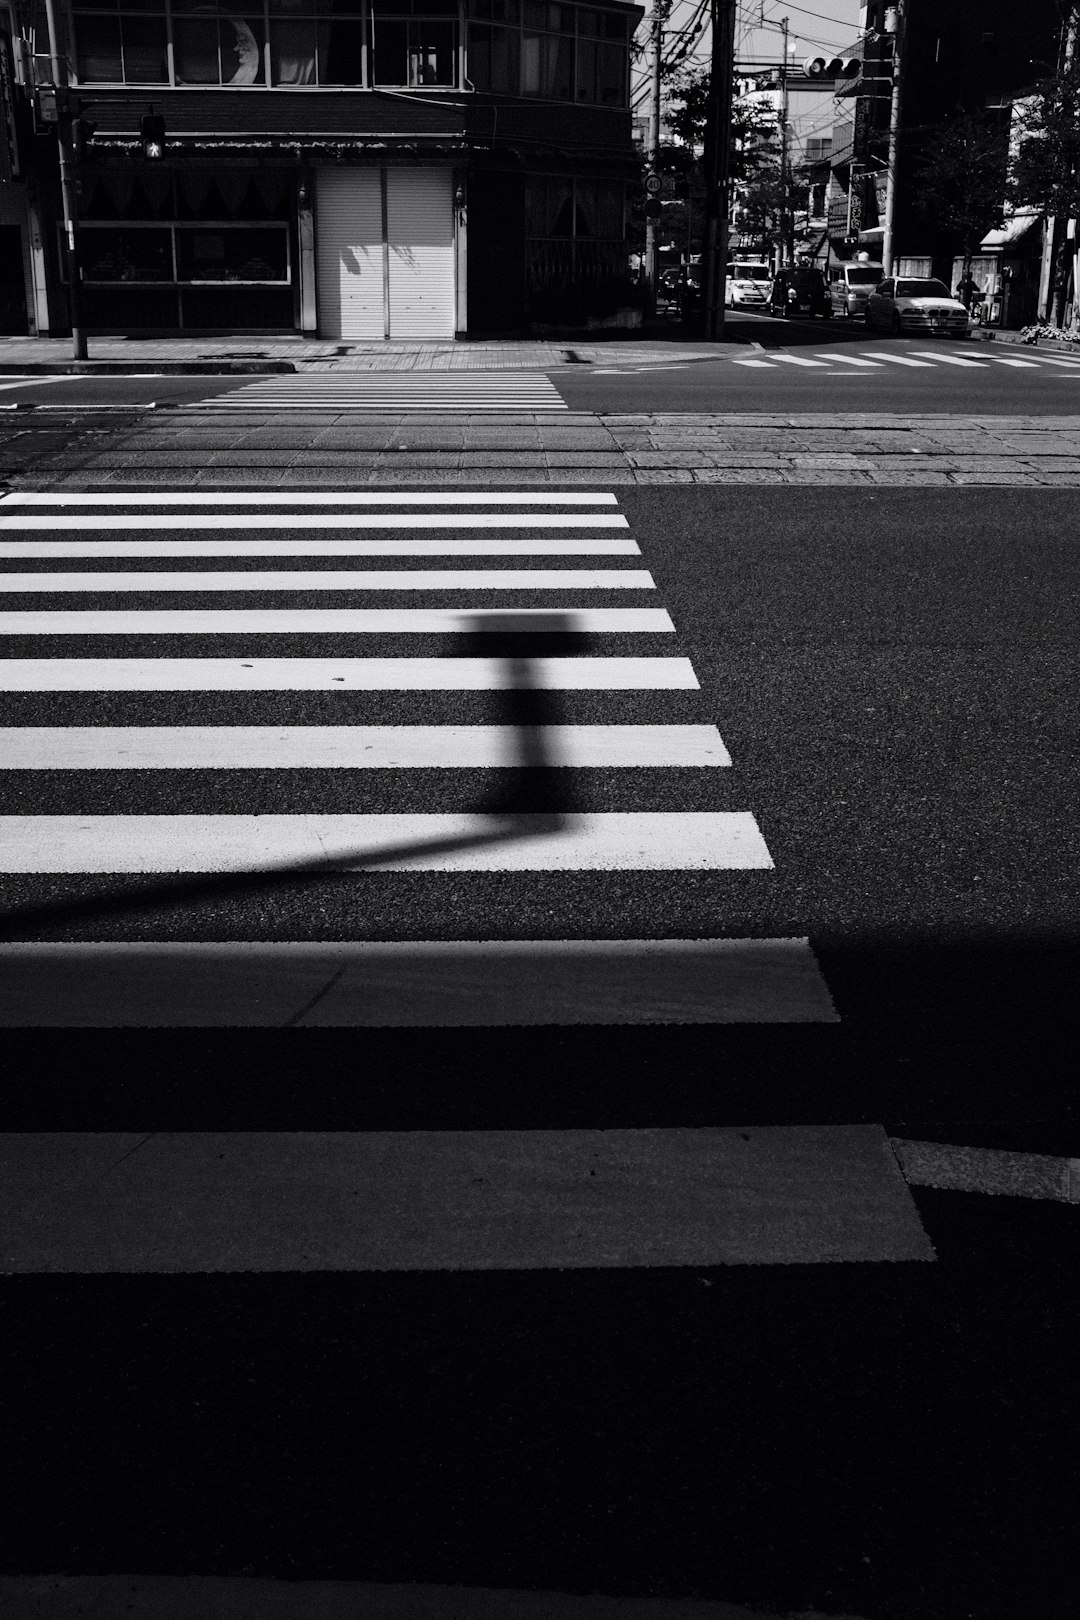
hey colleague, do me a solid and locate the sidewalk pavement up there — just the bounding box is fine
[0,321,1073,375]
[0,333,721,375]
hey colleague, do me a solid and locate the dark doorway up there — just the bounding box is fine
[0,224,28,333]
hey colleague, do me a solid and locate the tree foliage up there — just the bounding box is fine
[1008,57,1080,221]
[912,113,1009,266]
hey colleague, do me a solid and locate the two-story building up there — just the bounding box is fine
[0,0,642,338]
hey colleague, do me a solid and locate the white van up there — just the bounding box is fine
[829,259,884,318]
[724,261,771,307]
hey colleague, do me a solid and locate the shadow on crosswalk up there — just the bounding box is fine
[0,612,583,939]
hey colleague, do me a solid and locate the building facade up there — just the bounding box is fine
[0,0,643,338]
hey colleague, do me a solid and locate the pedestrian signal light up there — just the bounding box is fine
[140,111,166,161]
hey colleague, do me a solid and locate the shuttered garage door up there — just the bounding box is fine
[316,168,455,340]
[386,169,455,339]
[315,170,384,341]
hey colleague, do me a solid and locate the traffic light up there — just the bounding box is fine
[803,55,860,78]
[140,110,166,161]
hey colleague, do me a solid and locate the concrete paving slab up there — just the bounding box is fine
[0,1577,809,1620]
[0,1125,932,1272]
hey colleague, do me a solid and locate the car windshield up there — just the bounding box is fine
[897,279,952,298]
[846,267,881,284]
[790,271,824,288]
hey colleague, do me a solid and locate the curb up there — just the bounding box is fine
[0,361,297,376]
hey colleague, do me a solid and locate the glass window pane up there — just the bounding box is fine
[578,10,601,36]
[320,19,363,81]
[544,32,572,96]
[270,18,317,82]
[173,17,220,81]
[596,180,623,238]
[603,11,625,38]
[372,17,408,81]
[177,227,288,282]
[409,19,454,84]
[468,23,492,88]
[119,0,165,12]
[597,40,623,103]
[221,16,264,84]
[75,15,123,82]
[81,227,172,282]
[121,16,168,81]
[575,36,595,100]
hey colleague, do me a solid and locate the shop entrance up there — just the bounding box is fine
[316,168,454,339]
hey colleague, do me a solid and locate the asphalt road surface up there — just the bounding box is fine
[1,478,1076,1617]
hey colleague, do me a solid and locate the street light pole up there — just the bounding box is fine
[644,0,667,317]
[880,0,906,279]
[42,0,86,359]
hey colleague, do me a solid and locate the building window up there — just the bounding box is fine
[73,0,169,85]
[172,0,266,84]
[268,0,364,86]
[468,0,628,103]
[370,0,458,86]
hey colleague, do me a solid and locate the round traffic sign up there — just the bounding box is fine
[645,173,663,196]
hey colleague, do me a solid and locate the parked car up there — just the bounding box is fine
[725,261,771,307]
[829,260,884,319]
[678,262,703,317]
[768,266,832,319]
[864,277,970,336]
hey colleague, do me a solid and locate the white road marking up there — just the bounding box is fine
[907,351,988,367]
[0,538,641,559]
[978,355,1040,368]
[198,373,569,412]
[771,354,830,367]
[0,811,772,871]
[0,656,699,690]
[0,492,619,507]
[858,351,936,366]
[0,513,630,532]
[891,1138,1080,1203]
[1006,351,1080,368]
[0,724,730,769]
[0,1125,931,1270]
[0,606,674,634]
[0,375,94,394]
[815,354,882,367]
[731,358,777,368]
[0,939,831,1027]
[0,568,656,593]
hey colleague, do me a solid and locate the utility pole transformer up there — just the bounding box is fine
[702,0,735,340]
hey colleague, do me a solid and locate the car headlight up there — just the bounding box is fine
[787,289,797,300]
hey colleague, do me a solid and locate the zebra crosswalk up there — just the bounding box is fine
[194,372,569,411]
[3,489,947,1280]
[732,345,1080,374]
[0,484,826,1025]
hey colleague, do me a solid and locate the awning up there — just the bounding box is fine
[980,212,1040,250]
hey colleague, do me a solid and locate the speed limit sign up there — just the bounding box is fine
[645,173,663,195]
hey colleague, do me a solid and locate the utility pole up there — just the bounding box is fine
[644,0,668,317]
[702,0,735,339]
[778,15,789,268]
[880,0,906,279]
[42,0,86,359]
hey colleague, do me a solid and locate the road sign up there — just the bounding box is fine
[645,173,663,196]
[644,199,662,221]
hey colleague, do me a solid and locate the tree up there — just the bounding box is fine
[1007,56,1080,325]
[912,112,1009,280]
[1009,57,1080,222]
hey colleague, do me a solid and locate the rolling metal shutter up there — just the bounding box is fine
[386,169,455,340]
[315,169,384,340]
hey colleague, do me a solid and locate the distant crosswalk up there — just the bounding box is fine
[197,372,569,411]
[732,345,1080,375]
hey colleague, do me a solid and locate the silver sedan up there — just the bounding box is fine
[865,277,970,337]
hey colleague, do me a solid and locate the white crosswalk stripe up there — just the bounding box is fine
[728,344,1080,377]
[193,372,569,411]
[0,488,833,1031]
